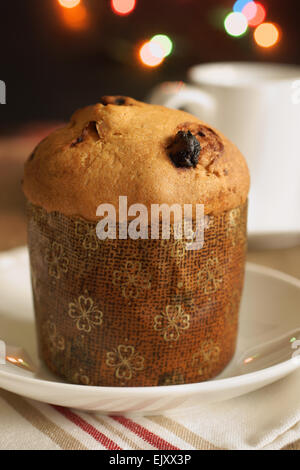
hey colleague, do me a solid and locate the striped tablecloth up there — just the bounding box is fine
[1,366,300,450]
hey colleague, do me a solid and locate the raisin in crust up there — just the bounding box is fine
[23,96,250,220]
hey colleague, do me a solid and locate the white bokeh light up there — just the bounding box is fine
[224,12,248,37]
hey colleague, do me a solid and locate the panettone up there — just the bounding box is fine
[23,96,249,387]
[23,96,249,219]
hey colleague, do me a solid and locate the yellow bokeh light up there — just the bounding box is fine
[58,0,81,8]
[139,41,164,67]
[61,3,88,30]
[254,22,280,48]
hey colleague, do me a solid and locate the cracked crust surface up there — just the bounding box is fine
[23,96,250,220]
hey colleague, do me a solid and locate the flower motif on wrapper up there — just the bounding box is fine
[73,369,90,385]
[159,371,185,386]
[106,345,145,383]
[45,242,69,280]
[112,260,151,299]
[161,223,196,263]
[75,220,99,251]
[197,256,223,295]
[154,304,190,342]
[170,238,187,261]
[68,290,103,333]
[192,340,221,378]
[43,318,65,354]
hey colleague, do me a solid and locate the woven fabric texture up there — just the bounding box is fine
[27,202,247,387]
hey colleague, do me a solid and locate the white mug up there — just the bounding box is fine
[149,62,300,235]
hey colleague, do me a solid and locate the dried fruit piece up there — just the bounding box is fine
[70,121,100,147]
[100,96,131,106]
[176,122,224,171]
[168,130,201,168]
[114,97,126,105]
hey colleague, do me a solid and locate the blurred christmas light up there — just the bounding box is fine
[243,2,266,27]
[58,0,81,8]
[242,2,257,20]
[139,41,164,67]
[111,0,136,16]
[233,0,251,13]
[254,22,279,47]
[224,12,248,37]
[61,3,88,30]
[150,35,173,57]
[6,356,18,364]
[244,356,254,364]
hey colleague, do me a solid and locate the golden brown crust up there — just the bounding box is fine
[23,96,250,220]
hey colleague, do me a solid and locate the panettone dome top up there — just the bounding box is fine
[23,96,249,220]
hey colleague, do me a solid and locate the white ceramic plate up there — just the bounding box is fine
[0,247,299,416]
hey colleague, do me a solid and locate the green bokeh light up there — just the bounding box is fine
[151,34,173,57]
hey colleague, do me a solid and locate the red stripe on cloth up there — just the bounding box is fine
[52,406,122,450]
[111,416,179,450]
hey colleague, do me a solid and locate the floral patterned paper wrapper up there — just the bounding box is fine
[27,201,247,387]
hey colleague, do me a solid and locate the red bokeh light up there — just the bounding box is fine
[243,2,266,27]
[111,0,136,16]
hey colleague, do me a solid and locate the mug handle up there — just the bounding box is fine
[148,82,217,123]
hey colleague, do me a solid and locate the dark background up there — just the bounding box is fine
[0,0,299,128]
[0,1,299,271]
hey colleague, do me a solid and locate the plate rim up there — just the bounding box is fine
[0,247,299,397]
